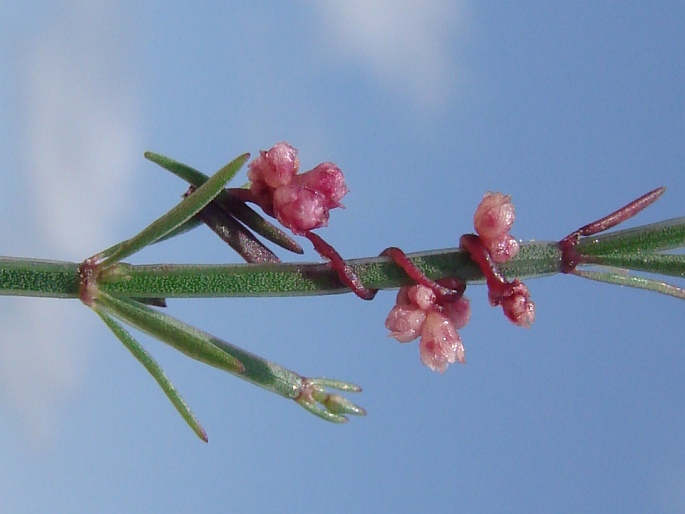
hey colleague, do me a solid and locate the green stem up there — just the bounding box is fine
[0,257,80,298]
[0,242,562,300]
[99,241,562,299]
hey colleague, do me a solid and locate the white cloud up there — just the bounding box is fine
[0,299,89,446]
[0,1,141,443]
[22,2,141,258]
[312,0,468,108]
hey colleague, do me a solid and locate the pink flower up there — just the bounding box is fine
[491,280,536,328]
[406,284,437,311]
[247,142,299,189]
[385,304,427,343]
[273,185,328,234]
[419,312,465,372]
[442,296,471,330]
[247,143,349,235]
[385,285,433,343]
[293,163,348,209]
[486,233,520,263]
[474,192,515,239]
[385,284,470,372]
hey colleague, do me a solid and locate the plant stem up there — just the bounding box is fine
[0,242,560,300]
[0,257,80,298]
[99,241,562,299]
[3,211,685,302]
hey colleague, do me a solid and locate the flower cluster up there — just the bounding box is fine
[384,191,535,372]
[245,145,534,372]
[462,192,535,328]
[473,192,519,263]
[385,281,471,373]
[247,142,349,235]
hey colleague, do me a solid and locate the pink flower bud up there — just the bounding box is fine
[474,192,515,239]
[273,184,328,234]
[486,233,520,263]
[395,286,411,306]
[419,312,465,372]
[492,280,535,328]
[385,305,427,343]
[295,163,349,208]
[247,142,299,189]
[406,284,437,311]
[442,296,471,330]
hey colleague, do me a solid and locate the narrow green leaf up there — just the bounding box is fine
[95,308,208,442]
[578,216,685,256]
[196,200,281,263]
[94,292,245,375]
[295,397,348,423]
[155,216,204,244]
[144,151,213,188]
[586,252,685,279]
[144,151,304,254]
[213,194,304,255]
[573,268,685,300]
[97,153,249,268]
[92,291,368,422]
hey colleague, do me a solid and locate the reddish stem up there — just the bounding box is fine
[77,257,99,306]
[459,233,535,327]
[303,231,377,300]
[459,234,511,300]
[380,247,465,303]
[185,186,281,264]
[559,187,665,273]
[574,187,664,237]
[229,187,275,218]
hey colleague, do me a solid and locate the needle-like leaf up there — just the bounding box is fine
[584,252,685,279]
[94,293,245,375]
[94,308,208,441]
[96,153,249,268]
[145,151,303,255]
[578,216,685,256]
[573,268,685,300]
[91,290,367,429]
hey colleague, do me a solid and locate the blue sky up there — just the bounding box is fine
[0,2,684,512]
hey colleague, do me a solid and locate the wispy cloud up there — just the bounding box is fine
[312,0,468,108]
[22,2,141,257]
[0,1,141,443]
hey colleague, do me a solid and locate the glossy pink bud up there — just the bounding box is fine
[295,162,349,208]
[247,142,299,189]
[486,233,520,263]
[441,296,471,330]
[385,305,427,343]
[273,184,328,234]
[474,192,515,239]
